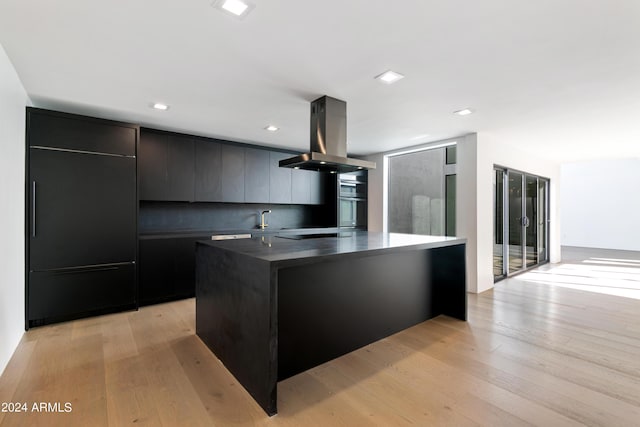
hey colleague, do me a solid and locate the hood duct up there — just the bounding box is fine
[279,96,376,172]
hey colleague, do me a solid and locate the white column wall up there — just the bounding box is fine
[0,43,30,376]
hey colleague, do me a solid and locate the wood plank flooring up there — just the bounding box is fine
[1,246,639,426]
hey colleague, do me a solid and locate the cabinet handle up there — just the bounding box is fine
[32,181,36,237]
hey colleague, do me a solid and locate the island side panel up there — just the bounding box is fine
[195,243,277,415]
[277,248,434,381]
[430,243,467,320]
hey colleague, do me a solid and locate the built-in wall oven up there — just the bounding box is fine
[338,173,367,228]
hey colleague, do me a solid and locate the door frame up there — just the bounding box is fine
[494,166,550,281]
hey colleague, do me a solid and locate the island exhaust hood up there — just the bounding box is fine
[279,96,376,172]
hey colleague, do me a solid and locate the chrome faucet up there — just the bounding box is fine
[259,210,271,229]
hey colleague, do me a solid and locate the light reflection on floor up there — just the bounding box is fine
[517,252,640,300]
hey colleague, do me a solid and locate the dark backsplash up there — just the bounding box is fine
[139,202,335,233]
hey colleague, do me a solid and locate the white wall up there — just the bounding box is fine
[367,133,561,294]
[0,43,30,376]
[471,134,561,293]
[561,159,640,251]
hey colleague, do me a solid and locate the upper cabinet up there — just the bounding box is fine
[244,148,270,203]
[139,130,195,201]
[269,152,292,204]
[221,145,245,203]
[194,139,223,202]
[309,171,325,205]
[291,169,311,205]
[139,128,324,205]
[28,109,136,156]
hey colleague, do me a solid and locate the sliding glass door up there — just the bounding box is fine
[494,167,549,281]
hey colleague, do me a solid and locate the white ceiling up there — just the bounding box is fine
[1,0,639,162]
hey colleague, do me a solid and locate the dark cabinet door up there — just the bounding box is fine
[269,152,292,204]
[139,237,203,305]
[139,238,173,305]
[221,145,245,202]
[138,130,168,200]
[309,171,324,205]
[29,264,136,322]
[28,109,136,156]
[172,237,199,298]
[195,139,223,202]
[291,169,311,204]
[139,130,194,201]
[244,148,270,203]
[166,134,195,201]
[29,148,136,270]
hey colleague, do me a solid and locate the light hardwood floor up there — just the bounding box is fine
[1,247,639,426]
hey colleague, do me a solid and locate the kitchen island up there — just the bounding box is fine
[195,231,466,415]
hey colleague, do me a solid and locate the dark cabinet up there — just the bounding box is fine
[195,139,223,202]
[310,172,325,205]
[244,148,270,203]
[29,264,136,322]
[138,127,329,206]
[269,152,292,204]
[139,236,205,305]
[292,169,325,205]
[139,130,195,201]
[291,169,312,204]
[26,108,138,328]
[221,145,245,202]
[28,111,135,156]
[29,149,136,270]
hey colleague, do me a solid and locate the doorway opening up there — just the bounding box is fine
[494,167,549,281]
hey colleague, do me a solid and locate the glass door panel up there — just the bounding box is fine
[508,172,524,272]
[493,169,505,280]
[494,167,550,281]
[525,175,538,268]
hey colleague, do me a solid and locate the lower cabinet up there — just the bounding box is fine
[139,236,207,305]
[28,263,136,326]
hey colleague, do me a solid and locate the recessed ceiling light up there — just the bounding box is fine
[454,108,474,116]
[375,70,405,84]
[265,125,279,132]
[410,134,430,141]
[152,103,169,111]
[212,0,254,18]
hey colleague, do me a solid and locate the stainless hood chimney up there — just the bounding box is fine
[279,96,376,172]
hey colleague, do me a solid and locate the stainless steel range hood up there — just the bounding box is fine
[279,96,376,172]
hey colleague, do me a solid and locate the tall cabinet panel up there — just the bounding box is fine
[221,145,245,202]
[291,169,312,204]
[269,151,292,204]
[244,148,270,203]
[138,130,167,200]
[139,129,194,202]
[166,134,195,201]
[26,108,138,328]
[195,139,223,202]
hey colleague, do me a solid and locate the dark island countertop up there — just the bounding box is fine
[198,231,466,264]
